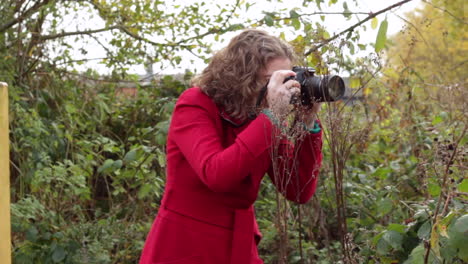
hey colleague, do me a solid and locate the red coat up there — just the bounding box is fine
[140,87,322,264]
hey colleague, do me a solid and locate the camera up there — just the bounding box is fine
[285,66,345,105]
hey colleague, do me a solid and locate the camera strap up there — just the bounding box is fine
[255,84,268,109]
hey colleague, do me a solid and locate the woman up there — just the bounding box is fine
[140,29,323,264]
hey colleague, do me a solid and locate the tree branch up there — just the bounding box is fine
[175,0,241,45]
[53,57,109,66]
[0,0,51,33]
[304,0,415,56]
[301,11,371,16]
[117,25,175,47]
[37,26,119,41]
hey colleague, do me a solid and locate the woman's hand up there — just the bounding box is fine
[266,70,300,118]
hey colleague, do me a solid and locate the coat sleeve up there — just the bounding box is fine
[267,125,323,204]
[169,90,276,193]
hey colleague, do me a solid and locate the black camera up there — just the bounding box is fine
[285,66,345,105]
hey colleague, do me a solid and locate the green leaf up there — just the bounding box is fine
[388,223,406,234]
[292,18,301,30]
[137,184,152,199]
[432,115,443,125]
[406,245,426,264]
[342,2,351,18]
[349,42,355,54]
[227,23,244,31]
[112,159,123,170]
[458,179,468,192]
[454,214,468,233]
[375,19,388,52]
[371,17,378,30]
[156,133,166,146]
[315,0,322,9]
[460,248,468,262]
[65,103,77,114]
[98,159,114,173]
[440,244,457,262]
[157,151,166,168]
[441,212,456,226]
[156,120,169,133]
[25,226,38,242]
[448,216,468,261]
[372,232,384,246]
[428,183,441,197]
[372,167,391,179]
[417,221,431,239]
[349,77,361,89]
[52,246,66,263]
[264,15,274,26]
[414,209,430,221]
[289,9,299,18]
[123,149,137,163]
[382,230,403,250]
[378,198,393,215]
[376,237,391,254]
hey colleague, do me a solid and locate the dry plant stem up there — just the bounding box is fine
[424,125,467,264]
[323,107,350,262]
[291,125,310,263]
[338,65,382,117]
[322,102,366,264]
[268,114,313,263]
[270,131,288,263]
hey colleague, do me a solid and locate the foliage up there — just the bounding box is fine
[8,71,178,261]
[256,0,467,263]
[2,0,466,263]
[0,0,246,78]
[362,0,468,262]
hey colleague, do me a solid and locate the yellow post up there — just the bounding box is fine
[0,82,11,264]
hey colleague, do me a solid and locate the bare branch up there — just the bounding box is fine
[392,13,438,57]
[425,124,467,263]
[37,26,119,41]
[53,57,109,66]
[301,11,370,16]
[304,0,415,56]
[116,25,175,47]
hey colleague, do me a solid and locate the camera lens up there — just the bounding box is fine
[285,66,346,105]
[301,75,345,104]
[324,75,345,101]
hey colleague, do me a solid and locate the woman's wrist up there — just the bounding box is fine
[302,120,321,134]
[262,108,320,133]
[261,108,280,127]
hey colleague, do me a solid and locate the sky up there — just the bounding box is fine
[150,0,423,75]
[71,0,424,75]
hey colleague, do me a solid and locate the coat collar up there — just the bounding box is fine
[219,110,256,128]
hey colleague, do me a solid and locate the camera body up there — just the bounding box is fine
[286,66,345,105]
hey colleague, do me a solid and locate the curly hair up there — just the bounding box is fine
[192,29,296,120]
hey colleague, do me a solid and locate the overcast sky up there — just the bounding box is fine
[71,0,423,75]
[153,0,423,75]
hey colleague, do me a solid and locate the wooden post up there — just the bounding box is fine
[0,82,11,264]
